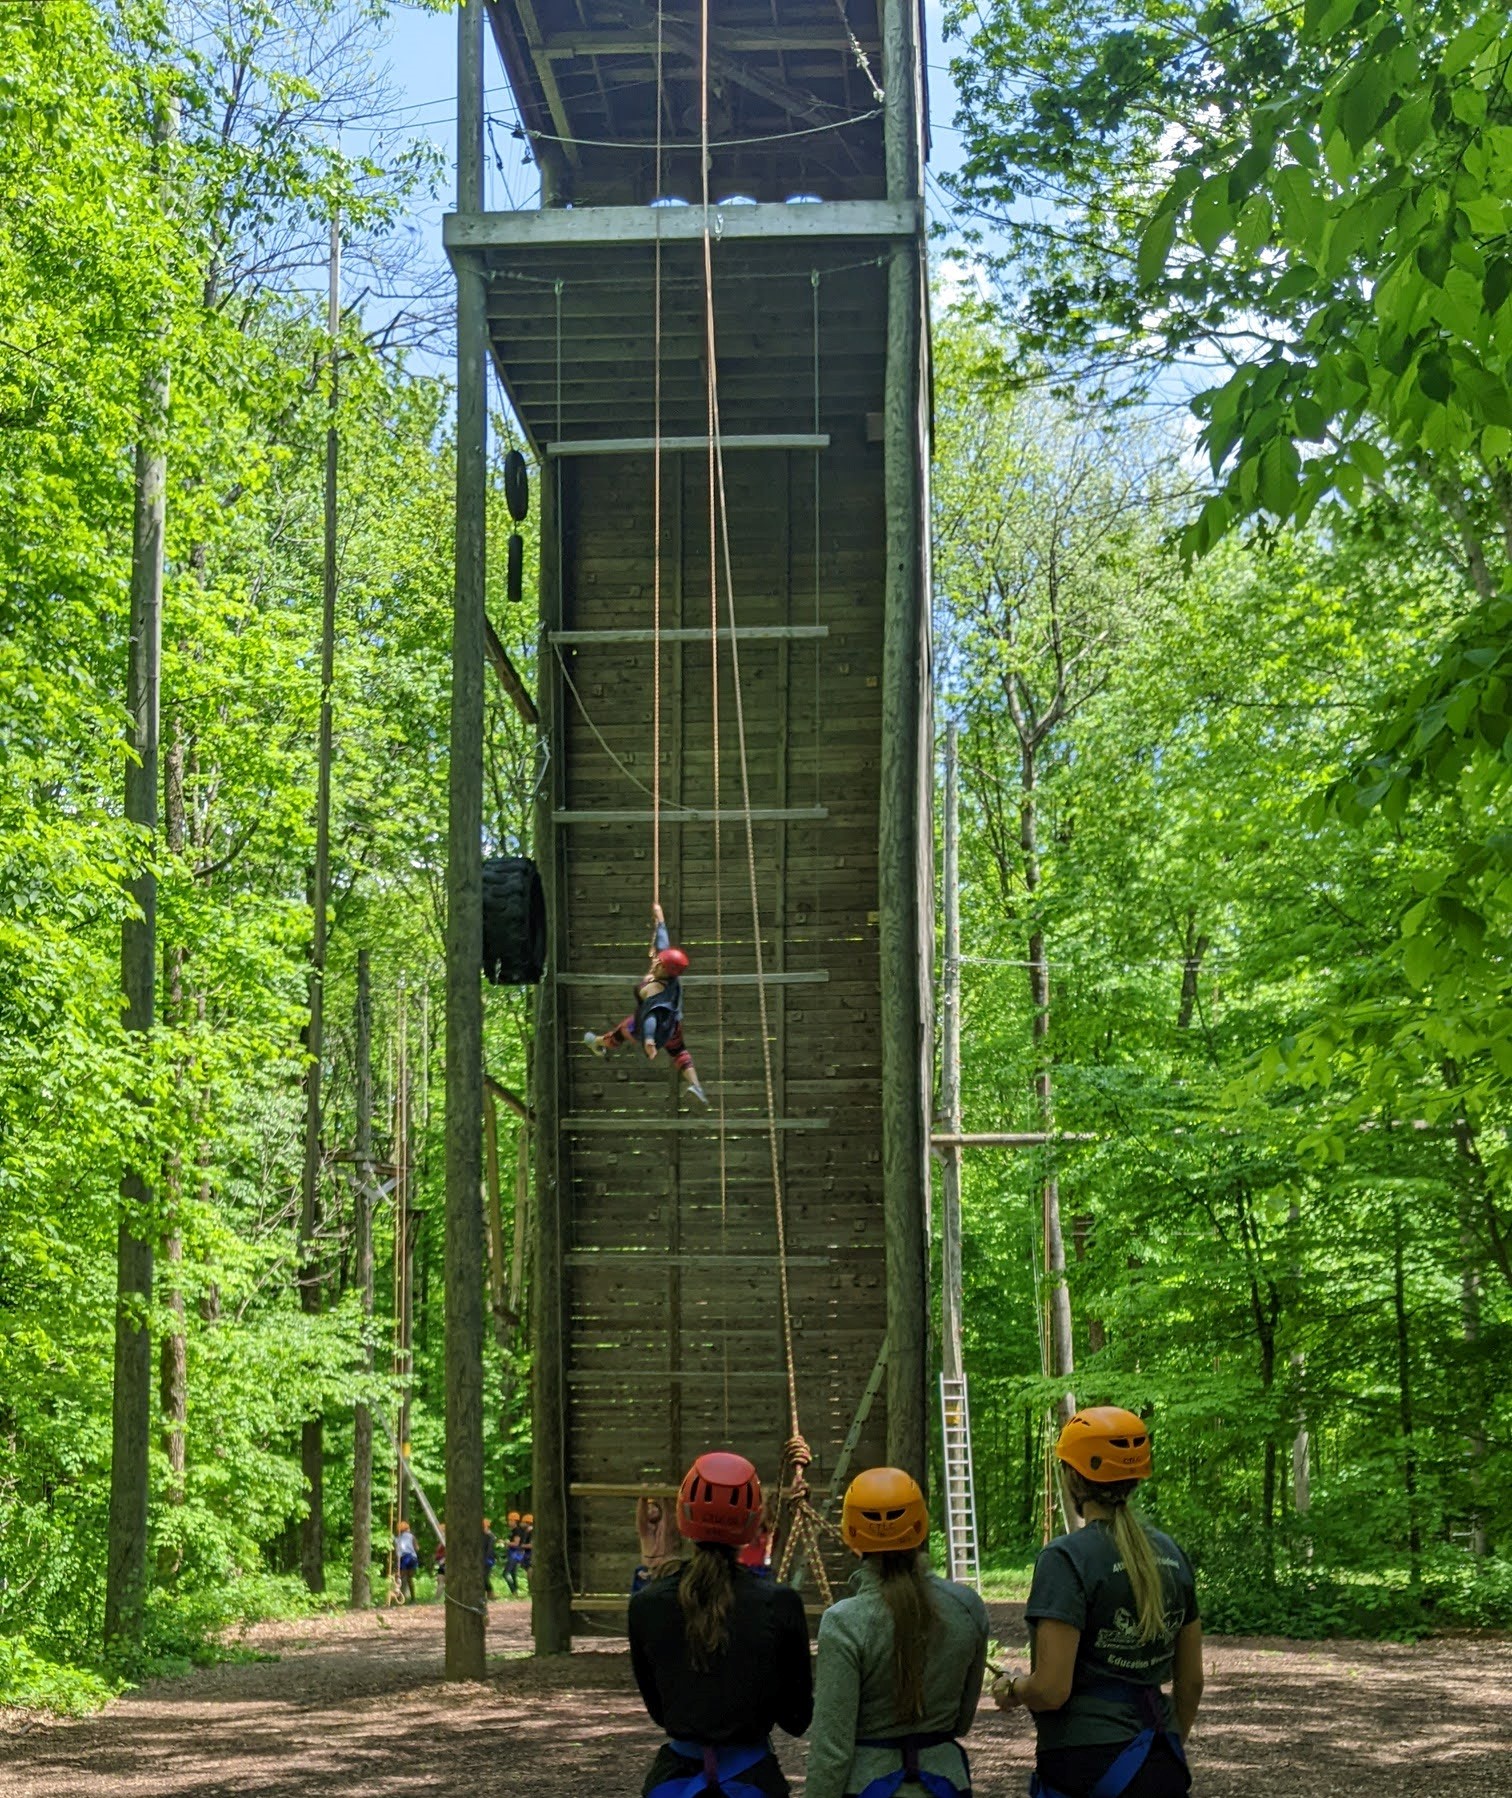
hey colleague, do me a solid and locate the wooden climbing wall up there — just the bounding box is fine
[552,442,891,1609]
[463,0,932,1640]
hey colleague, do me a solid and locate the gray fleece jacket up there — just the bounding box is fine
[803,1561,989,1798]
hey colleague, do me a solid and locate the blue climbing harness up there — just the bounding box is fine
[854,1730,970,1798]
[1027,1681,1188,1798]
[649,1739,772,1798]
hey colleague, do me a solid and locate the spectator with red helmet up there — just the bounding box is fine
[584,903,708,1105]
[993,1407,1204,1798]
[628,1450,812,1798]
[805,1467,988,1798]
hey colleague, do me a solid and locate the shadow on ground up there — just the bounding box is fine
[2,1599,1508,1797]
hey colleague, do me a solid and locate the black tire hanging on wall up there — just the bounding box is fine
[482,855,546,985]
[504,449,530,523]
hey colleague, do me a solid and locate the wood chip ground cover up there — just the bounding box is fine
[2,1601,1508,1796]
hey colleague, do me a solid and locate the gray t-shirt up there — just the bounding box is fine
[1025,1517,1198,1751]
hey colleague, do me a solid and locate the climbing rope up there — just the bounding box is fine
[651,0,664,911]
[694,0,837,1588]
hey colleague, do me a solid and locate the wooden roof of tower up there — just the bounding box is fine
[482,0,922,206]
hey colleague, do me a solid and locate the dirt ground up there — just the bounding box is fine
[2,1599,1509,1798]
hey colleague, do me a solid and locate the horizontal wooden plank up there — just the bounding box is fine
[550,434,830,457]
[553,806,828,823]
[446,199,921,253]
[558,971,828,987]
[551,625,829,644]
[561,1114,829,1133]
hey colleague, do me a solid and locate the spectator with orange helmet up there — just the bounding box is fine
[993,1407,1204,1798]
[503,1511,527,1595]
[584,903,708,1104]
[628,1450,812,1798]
[805,1466,988,1798]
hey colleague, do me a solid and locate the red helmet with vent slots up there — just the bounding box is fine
[657,946,690,975]
[677,1451,762,1547]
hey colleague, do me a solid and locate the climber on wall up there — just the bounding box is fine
[584,902,708,1105]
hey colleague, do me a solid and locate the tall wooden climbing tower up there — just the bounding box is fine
[448,0,931,1650]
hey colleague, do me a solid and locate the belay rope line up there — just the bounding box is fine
[692,0,845,1602]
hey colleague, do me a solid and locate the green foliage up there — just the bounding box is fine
[0,1639,119,1719]
[0,0,537,1692]
[933,306,1511,1635]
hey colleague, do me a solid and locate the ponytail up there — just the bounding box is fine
[876,1549,934,1722]
[1110,1501,1165,1643]
[1064,1469,1166,1643]
[678,1542,737,1670]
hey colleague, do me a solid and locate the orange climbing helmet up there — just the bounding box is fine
[522,1513,534,1526]
[841,1467,929,1554]
[507,1511,521,1524]
[657,945,690,976]
[1056,1407,1152,1483]
[678,1451,762,1547]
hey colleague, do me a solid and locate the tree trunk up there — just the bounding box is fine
[350,949,376,1609]
[1020,748,1075,1422]
[105,110,172,1646]
[296,213,342,1598]
[1393,1205,1421,1586]
[1072,1215,1104,1355]
[1175,912,1209,1032]
[159,716,189,1528]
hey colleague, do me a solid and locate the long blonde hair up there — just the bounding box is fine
[1066,1471,1165,1642]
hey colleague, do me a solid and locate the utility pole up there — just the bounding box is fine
[297,208,340,1594]
[446,0,489,1681]
[351,949,376,1608]
[940,722,963,1388]
[105,91,175,1658]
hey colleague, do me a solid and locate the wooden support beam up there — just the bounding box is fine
[484,0,579,169]
[561,1115,828,1133]
[557,970,828,988]
[445,0,489,1683]
[566,1250,834,1267]
[547,434,830,457]
[541,27,873,58]
[646,11,846,130]
[568,1483,678,1498]
[445,199,920,252]
[879,0,929,1489]
[550,625,829,645]
[553,806,827,824]
[931,1132,1097,1148]
[531,464,571,1655]
[485,1073,533,1120]
[485,615,538,725]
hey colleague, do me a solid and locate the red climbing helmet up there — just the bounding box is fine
[657,945,690,976]
[677,1451,762,1547]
